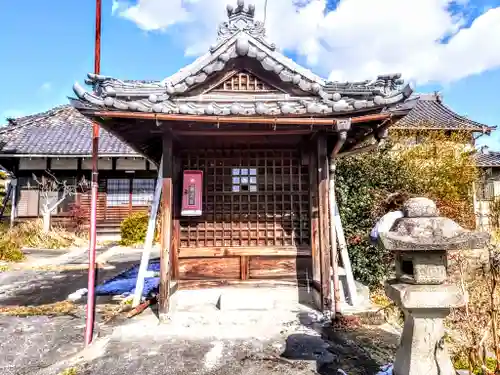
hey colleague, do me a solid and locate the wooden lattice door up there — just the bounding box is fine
[177,148,312,283]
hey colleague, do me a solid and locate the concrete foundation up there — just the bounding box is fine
[169,284,380,324]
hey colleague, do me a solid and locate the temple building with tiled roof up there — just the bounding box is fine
[0,0,496,315]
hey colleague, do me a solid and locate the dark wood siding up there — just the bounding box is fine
[179,148,310,248]
[14,169,157,224]
[176,146,312,283]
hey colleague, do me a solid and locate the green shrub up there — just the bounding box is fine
[120,212,150,246]
[336,148,414,287]
[453,355,496,373]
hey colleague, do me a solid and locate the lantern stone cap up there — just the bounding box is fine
[379,197,490,252]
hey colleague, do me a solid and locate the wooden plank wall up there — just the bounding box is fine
[159,134,174,317]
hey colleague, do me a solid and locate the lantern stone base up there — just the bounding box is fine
[385,280,465,310]
[385,281,465,375]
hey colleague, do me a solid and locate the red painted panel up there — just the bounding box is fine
[181,170,203,216]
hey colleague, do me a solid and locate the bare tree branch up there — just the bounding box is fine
[32,171,87,214]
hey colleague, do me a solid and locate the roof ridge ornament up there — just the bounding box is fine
[213,1,274,51]
[227,0,255,19]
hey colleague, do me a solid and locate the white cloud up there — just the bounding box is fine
[111,0,121,15]
[39,82,52,92]
[115,0,190,31]
[112,0,500,84]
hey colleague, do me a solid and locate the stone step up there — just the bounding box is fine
[217,286,315,311]
[169,286,316,313]
[169,284,382,325]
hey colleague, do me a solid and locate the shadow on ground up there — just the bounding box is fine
[0,260,139,306]
[279,313,398,374]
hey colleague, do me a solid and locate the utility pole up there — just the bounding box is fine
[84,0,101,346]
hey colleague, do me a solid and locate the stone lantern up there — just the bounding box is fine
[379,197,489,375]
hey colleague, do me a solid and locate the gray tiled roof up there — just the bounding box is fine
[393,93,495,133]
[1,92,495,158]
[0,105,139,156]
[72,1,412,117]
[476,151,500,167]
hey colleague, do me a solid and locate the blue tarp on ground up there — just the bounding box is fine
[337,364,393,375]
[95,259,160,297]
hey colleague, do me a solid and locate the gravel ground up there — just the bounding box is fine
[0,314,86,375]
[0,247,143,374]
[0,247,399,375]
[33,309,398,375]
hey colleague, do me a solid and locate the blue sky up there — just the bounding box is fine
[1,0,499,148]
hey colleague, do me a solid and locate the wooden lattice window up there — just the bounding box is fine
[106,178,130,207]
[232,168,258,192]
[214,72,275,92]
[132,179,155,206]
[179,149,310,248]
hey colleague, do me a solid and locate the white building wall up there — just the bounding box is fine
[81,158,112,170]
[51,158,78,170]
[19,158,46,170]
[116,158,147,170]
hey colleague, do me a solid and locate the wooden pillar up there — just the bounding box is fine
[317,134,332,313]
[309,140,322,308]
[10,179,17,229]
[159,134,173,321]
[171,155,180,281]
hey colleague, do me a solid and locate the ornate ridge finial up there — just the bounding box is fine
[226,1,255,20]
[213,1,270,50]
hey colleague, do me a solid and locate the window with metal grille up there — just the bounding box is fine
[106,179,130,207]
[132,179,155,206]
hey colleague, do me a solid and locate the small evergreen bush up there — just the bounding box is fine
[336,148,413,287]
[120,212,149,246]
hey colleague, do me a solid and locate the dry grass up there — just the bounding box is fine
[0,300,77,317]
[13,220,75,249]
[370,288,404,327]
[98,301,133,324]
[14,262,115,272]
[59,367,79,375]
[0,220,89,262]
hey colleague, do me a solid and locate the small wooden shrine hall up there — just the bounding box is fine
[71,0,413,315]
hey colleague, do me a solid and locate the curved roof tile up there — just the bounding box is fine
[71,1,412,116]
[393,94,495,133]
[476,151,500,167]
[0,105,139,156]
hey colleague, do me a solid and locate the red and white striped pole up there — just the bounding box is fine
[84,0,101,346]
